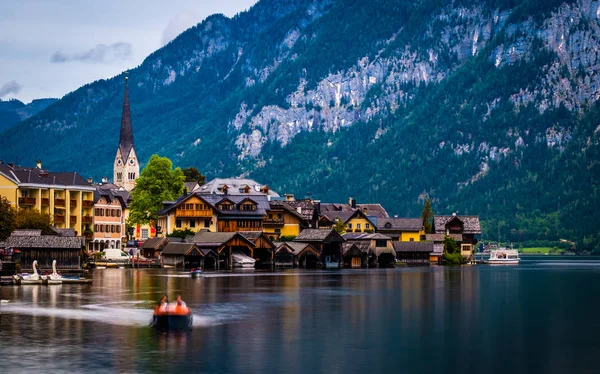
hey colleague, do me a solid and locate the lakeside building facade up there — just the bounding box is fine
[0,161,95,236]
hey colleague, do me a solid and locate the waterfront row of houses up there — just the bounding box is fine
[0,75,481,270]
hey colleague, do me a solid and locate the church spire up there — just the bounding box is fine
[119,72,134,161]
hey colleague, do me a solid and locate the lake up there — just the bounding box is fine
[2,257,600,373]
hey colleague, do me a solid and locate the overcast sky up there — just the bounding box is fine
[0,0,258,103]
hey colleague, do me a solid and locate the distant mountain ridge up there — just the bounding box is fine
[0,98,58,132]
[0,0,599,250]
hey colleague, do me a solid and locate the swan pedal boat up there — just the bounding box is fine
[151,306,193,331]
[48,260,92,284]
[17,260,46,285]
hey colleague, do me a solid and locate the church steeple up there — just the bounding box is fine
[114,72,139,191]
[119,72,134,162]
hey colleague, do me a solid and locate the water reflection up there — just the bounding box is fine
[1,262,600,373]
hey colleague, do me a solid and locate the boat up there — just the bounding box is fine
[190,269,204,278]
[231,250,256,268]
[48,260,92,284]
[487,248,520,265]
[151,305,193,331]
[19,260,46,285]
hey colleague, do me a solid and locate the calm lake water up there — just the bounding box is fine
[2,256,600,373]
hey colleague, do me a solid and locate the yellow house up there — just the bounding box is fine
[157,194,218,236]
[0,161,95,236]
[376,218,424,241]
[320,209,377,233]
[263,201,307,240]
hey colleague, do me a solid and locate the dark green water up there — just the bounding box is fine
[1,257,600,373]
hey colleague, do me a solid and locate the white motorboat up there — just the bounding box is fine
[487,248,520,265]
[231,250,256,268]
[19,260,46,284]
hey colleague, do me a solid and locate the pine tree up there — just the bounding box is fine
[421,199,434,234]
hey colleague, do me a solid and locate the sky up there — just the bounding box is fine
[0,0,258,103]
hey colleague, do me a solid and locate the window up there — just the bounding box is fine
[116,172,122,182]
[241,203,256,211]
[190,219,196,228]
[366,223,370,230]
[99,225,103,233]
[110,225,115,233]
[219,203,233,211]
[141,229,148,239]
[277,214,282,219]
[204,219,210,228]
[117,225,121,233]
[347,223,352,229]
[375,239,387,247]
[117,210,121,217]
[111,209,115,217]
[105,208,109,216]
[176,219,182,228]
[357,223,361,230]
[105,225,110,232]
[274,228,281,233]
[410,238,414,242]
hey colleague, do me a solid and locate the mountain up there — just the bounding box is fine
[0,98,58,132]
[1,0,599,250]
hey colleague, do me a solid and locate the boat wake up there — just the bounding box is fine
[0,302,216,328]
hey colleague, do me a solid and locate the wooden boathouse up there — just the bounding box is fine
[394,241,434,265]
[239,231,276,268]
[161,242,217,269]
[188,231,255,270]
[294,229,344,269]
[274,242,321,268]
[0,229,84,270]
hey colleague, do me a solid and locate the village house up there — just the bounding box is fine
[263,200,314,240]
[90,185,128,251]
[318,198,389,233]
[157,192,270,235]
[376,217,424,241]
[428,213,482,261]
[0,161,95,236]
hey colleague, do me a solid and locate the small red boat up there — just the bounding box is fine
[151,305,193,331]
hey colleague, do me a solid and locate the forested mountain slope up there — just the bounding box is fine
[1,0,599,249]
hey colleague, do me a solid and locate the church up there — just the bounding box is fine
[113,73,139,191]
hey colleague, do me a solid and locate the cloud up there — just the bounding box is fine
[0,80,22,97]
[162,12,199,45]
[50,42,133,64]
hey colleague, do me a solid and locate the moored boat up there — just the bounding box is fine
[190,269,204,278]
[19,260,46,285]
[487,248,520,265]
[48,260,92,284]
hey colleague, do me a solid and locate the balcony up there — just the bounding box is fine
[54,198,66,207]
[82,200,94,208]
[18,197,36,205]
[54,214,65,223]
[70,215,77,225]
[176,210,213,217]
[70,199,77,208]
[41,198,49,206]
[263,217,284,224]
[82,216,93,224]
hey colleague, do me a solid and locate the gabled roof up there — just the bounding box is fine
[197,178,280,197]
[393,241,434,253]
[295,228,344,243]
[434,215,481,234]
[426,233,463,242]
[189,231,255,248]
[321,208,376,227]
[159,192,269,217]
[161,243,199,255]
[355,204,389,218]
[377,218,422,231]
[341,242,362,256]
[342,233,391,241]
[184,182,199,194]
[4,234,83,249]
[140,237,169,250]
[275,242,320,256]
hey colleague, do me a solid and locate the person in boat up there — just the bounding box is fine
[158,295,169,312]
[174,295,188,314]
